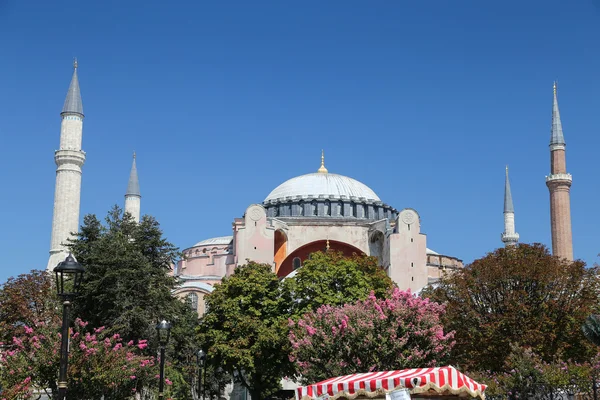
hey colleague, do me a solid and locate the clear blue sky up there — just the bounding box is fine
[1,0,599,283]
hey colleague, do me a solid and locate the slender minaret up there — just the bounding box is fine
[501,166,519,246]
[124,152,141,222]
[47,60,86,270]
[545,82,573,260]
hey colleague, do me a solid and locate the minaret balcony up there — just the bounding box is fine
[501,232,519,243]
[545,173,572,183]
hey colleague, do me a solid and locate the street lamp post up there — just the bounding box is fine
[156,320,172,400]
[53,253,85,400]
[197,349,206,400]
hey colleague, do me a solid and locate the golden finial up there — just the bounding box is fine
[325,238,330,252]
[73,58,78,70]
[317,149,328,173]
[553,81,557,95]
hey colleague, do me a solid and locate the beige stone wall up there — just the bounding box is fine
[389,209,428,292]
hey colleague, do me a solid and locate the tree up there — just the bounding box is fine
[0,319,155,399]
[289,288,454,384]
[69,207,182,342]
[0,270,60,344]
[197,262,294,400]
[423,243,600,372]
[68,206,201,398]
[282,251,394,318]
[583,314,600,347]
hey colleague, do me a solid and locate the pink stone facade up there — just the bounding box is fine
[173,188,463,315]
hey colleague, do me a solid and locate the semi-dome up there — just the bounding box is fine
[265,173,380,202]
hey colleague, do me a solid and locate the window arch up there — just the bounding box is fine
[187,292,198,311]
[293,257,302,270]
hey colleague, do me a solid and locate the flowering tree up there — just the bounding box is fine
[0,318,156,399]
[289,288,455,384]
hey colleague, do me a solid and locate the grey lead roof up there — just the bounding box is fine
[550,84,565,146]
[126,154,140,197]
[62,63,84,116]
[504,166,514,213]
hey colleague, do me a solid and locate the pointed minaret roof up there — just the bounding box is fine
[504,166,514,213]
[126,152,141,197]
[62,59,84,116]
[550,81,565,146]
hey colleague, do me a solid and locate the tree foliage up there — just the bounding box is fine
[197,261,294,400]
[0,270,60,344]
[68,206,201,398]
[0,319,155,399]
[582,314,600,347]
[282,251,394,318]
[69,207,182,343]
[423,243,600,372]
[289,288,454,384]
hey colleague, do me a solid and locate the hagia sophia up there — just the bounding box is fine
[47,62,574,316]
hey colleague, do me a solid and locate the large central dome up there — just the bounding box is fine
[264,172,381,202]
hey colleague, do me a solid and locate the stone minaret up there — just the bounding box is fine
[501,166,519,246]
[47,60,86,270]
[124,152,141,222]
[546,82,573,260]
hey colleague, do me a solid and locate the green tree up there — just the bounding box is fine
[197,262,294,400]
[582,314,600,346]
[424,243,600,372]
[282,251,394,318]
[68,206,200,399]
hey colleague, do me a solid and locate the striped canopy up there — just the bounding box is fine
[296,366,487,400]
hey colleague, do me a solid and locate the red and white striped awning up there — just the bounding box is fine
[296,366,487,400]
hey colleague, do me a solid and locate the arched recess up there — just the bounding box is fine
[274,229,288,274]
[369,230,385,266]
[277,239,364,278]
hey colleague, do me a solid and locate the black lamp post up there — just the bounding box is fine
[156,320,172,399]
[197,349,206,400]
[53,253,85,400]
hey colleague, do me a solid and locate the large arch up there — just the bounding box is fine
[277,239,364,278]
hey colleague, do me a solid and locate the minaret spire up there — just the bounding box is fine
[48,61,87,270]
[62,59,83,116]
[550,81,565,149]
[125,152,141,222]
[317,149,328,173]
[501,166,519,246]
[546,82,573,260]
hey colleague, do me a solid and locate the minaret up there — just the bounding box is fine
[501,166,519,246]
[545,82,573,260]
[124,152,141,222]
[47,60,86,270]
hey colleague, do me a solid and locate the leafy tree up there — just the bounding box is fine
[69,207,182,342]
[197,261,294,400]
[583,314,600,347]
[289,288,454,384]
[423,243,600,372]
[282,251,394,318]
[68,206,201,398]
[0,319,155,399]
[0,270,60,344]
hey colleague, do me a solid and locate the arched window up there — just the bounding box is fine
[312,200,318,216]
[187,292,198,311]
[293,257,302,270]
[324,200,331,216]
[338,201,344,217]
[298,201,304,216]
